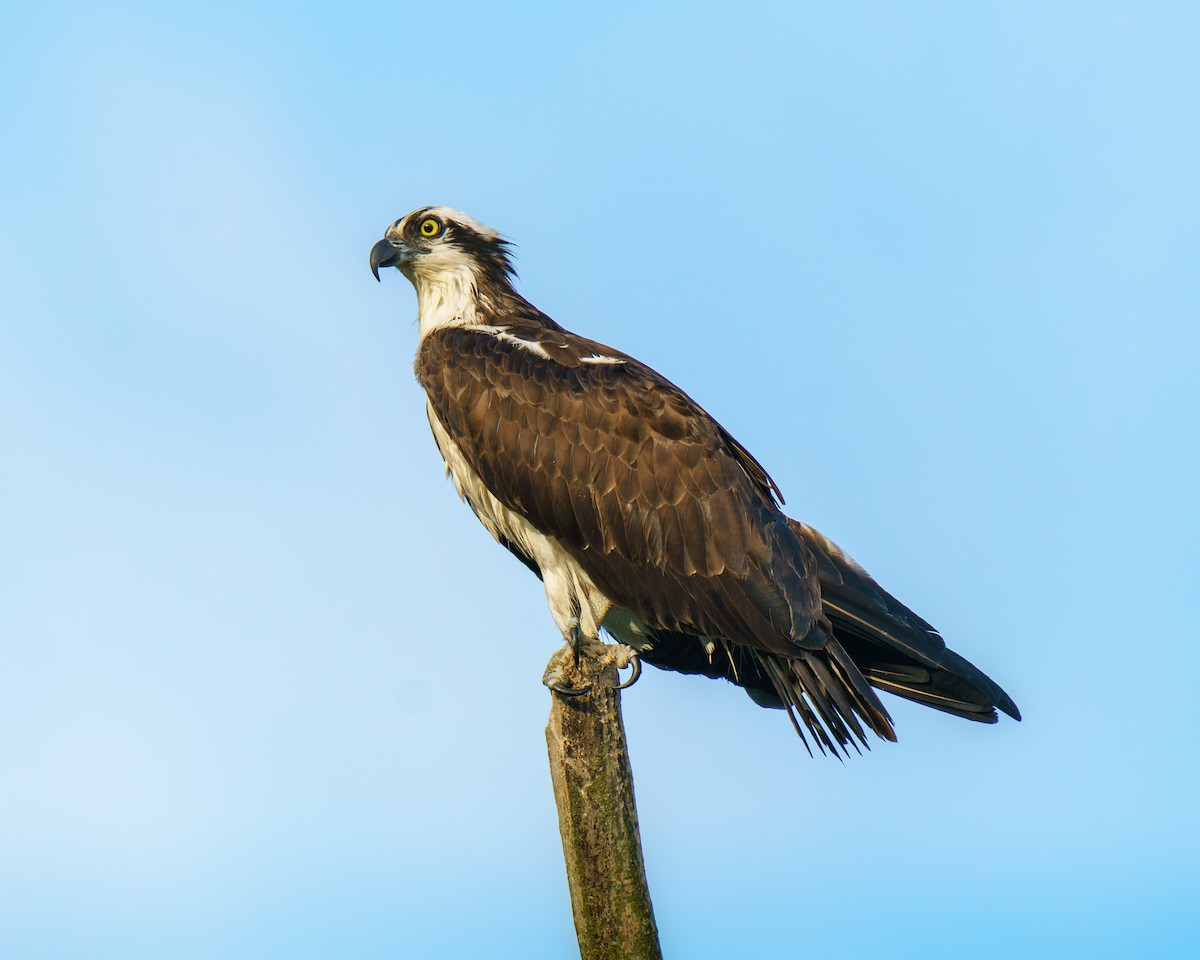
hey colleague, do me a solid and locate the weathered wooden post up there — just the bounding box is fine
[543,644,663,960]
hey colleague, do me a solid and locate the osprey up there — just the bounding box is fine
[371,206,1020,757]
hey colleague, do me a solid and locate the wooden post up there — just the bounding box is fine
[543,644,663,960]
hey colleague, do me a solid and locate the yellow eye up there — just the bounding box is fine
[419,217,442,238]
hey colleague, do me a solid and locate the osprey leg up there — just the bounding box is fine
[548,621,592,696]
[549,620,641,695]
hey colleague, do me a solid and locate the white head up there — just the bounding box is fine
[370,206,517,337]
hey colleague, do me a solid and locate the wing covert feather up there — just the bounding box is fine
[417,325,820,655]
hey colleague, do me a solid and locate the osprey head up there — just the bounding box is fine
[369,206,514,285]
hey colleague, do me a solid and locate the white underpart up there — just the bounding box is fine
[462,324,551,359]
[581,354,625,365]
[426,404,614,641]
[410,244,486,339]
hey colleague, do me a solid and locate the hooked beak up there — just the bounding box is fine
[370,237,405,281]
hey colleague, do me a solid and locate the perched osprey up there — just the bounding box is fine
[371,206,1020,757]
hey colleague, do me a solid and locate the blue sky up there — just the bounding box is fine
[2,3,1197,958]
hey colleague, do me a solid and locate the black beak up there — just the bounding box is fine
[370,238,402,281]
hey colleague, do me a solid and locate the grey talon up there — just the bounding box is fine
[616,656,641,691]
[550,681,592,697]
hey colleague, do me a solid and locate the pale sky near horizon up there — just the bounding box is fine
[2,3,1197,958]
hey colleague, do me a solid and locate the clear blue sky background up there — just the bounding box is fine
[2,3,1197,958]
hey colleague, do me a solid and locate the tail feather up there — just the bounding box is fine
[802,651,871,747]
[756,647,890,759]
[825,639,897,740]
[864,664,999,722]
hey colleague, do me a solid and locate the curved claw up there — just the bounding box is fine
[616,655,641,691]
[549,681,592,697]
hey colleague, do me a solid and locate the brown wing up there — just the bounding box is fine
[793,521,1021,721]
[416,323,822,658]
